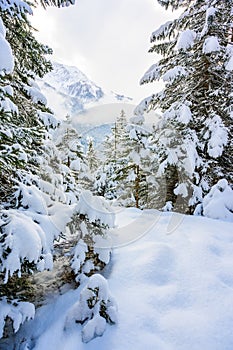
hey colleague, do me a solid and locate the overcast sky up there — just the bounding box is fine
[31,0,176,103]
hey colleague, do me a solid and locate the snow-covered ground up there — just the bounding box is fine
[14,209,233,350]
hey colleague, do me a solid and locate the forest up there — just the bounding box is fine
[0,0,233,349]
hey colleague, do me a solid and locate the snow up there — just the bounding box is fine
[0,17,14,74]
[0,182,75,283]
[0,0,32,15]
[163,66,187,83]
[14,209,233,349]
[129,150,141,165]
[93,235,111,264]
[0,299,35,338]
[16,184,48,215]
[226,55,233,71]
[70,159,81,171]
[39,111,59,129]
[76,190,115,228]
[23,84,47,105]
[65,274,117,343]
[164,102,192,124]
[226,45,233,71]
[200,6,217,37]
[1,210,43,280]
[140,64,161,84]
[203,36,220,54]
[150,20,173,42]
[174,183,188,198]
[0,95,18,113]
[204,115,228,158]
[71,239,88,275]
[176,29,196,51]
[201,179,233,222]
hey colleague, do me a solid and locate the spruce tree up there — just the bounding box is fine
[116,114,152,208]
[86,137,99,173]
[0,0,78,337]
[139,0,233,213]
[95,110,130,200]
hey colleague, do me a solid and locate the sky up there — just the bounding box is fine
[31,0,177,103]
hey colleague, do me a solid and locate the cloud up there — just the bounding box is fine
[31,0,175,103]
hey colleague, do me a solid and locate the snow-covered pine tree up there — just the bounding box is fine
[94,110,129,200]
[139,0,233,213]
[86,137,99,174]
[116,114,152,208]
[0,6,52,203]
[0,0,78,338]
[102,109,128,163]
[56,116,86,173]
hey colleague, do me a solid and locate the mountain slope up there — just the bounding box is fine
[37,62,132,120]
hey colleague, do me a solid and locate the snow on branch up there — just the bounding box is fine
[200,6,217,38]
[176,30,196,51]
[0,183,75,282]
[150,20,173,42]
[0,0,32,16]
[134,95,156,115]
[204,115,228,158]
[76,190,115,228]
[196,179,233,222]
[203,36,220,54]
[163,101,192,125]
[0,298,35,338]
[65,274,117,343]
[0,17,14,75]
[38,111,60,129]
[162,66,187,84]
[0,209,53,282]
[225,45,233,71]
[140,64,161,85]
[22,84,47,105]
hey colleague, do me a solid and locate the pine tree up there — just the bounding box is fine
[0,0,78,337]
[54,116,95,199]
[116,114,152,208]
[95,110,130,200]
[0,0,58,203]
[98,112,154,208]
[86,137,99,173]
[56,116,85,170]
[139,0,233,213]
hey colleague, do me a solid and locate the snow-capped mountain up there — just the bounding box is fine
[37,62,132,120]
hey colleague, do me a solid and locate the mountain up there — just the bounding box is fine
[37,62,133,120]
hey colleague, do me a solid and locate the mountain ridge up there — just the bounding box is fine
[37,61,133,120]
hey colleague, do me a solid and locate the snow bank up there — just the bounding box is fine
[14,210,233,350]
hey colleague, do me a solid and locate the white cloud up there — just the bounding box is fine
[31,0,176,103]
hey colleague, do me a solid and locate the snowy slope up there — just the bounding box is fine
[12,210,233,350]
[37,62,132,120]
